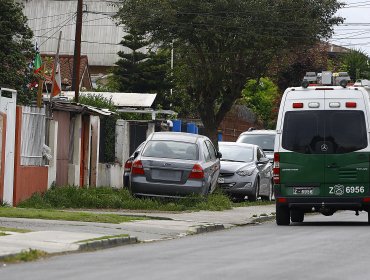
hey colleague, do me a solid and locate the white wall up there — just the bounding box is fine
[47,120,58,188]
[97,163,123,188]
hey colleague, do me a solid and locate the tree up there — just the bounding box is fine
[241,78,279,128]
[271,43,330,91]
[114,30,151,92]
[116,0,343,146]
[113,29,172,108]
[0,0,35,105]
[340,49,370,80]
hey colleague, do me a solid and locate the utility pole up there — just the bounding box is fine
[72,0,83,103]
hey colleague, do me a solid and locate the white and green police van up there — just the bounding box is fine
[274,71,370,225]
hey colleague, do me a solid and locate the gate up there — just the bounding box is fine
[0,88,17,205]
[129,122,148,154]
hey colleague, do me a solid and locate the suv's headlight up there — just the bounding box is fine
[236,168,254,176]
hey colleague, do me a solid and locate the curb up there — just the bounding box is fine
[78,236,138,251]
[189,223,225,235]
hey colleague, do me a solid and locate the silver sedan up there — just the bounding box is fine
[218,142,273,202]
[130,132,221,198]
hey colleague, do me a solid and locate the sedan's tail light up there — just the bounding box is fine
[189,164,204,179]
[273,152,280,184]
[124,159,133,172]
[132,160,145,175]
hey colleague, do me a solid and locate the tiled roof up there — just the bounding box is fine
[41,54,91,89]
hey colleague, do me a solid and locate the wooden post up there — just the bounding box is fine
[50,31,62,101]
[72,0,83,103]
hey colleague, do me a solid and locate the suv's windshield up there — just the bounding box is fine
[237,134,275,151]
[282,110,367,154]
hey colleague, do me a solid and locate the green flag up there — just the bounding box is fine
[34,52,43,73]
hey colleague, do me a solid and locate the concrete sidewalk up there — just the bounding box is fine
[0,204,275,260]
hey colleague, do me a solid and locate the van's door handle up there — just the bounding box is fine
[327,163,339,168]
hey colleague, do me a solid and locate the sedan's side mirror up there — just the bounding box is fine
[217,151,222,159]
[258,157,269,164]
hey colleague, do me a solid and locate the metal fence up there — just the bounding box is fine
[21,106,46,166]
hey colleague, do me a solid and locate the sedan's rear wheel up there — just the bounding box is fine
[231,195,246,203]
[261,180,273,201]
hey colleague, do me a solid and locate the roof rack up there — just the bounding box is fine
[302,71,351,88]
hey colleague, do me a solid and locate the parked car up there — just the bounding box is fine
[236,129,276,161]
[124,142,145,187]
[129,132,221,198]
[218,142,273,202]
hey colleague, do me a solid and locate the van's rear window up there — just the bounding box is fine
[282,110,367,154]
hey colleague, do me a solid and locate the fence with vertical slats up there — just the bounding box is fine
[21,106,46,166]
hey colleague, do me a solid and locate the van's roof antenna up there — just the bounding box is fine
[248,127,255,132]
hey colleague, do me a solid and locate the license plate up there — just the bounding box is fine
[152,169,181,181]
[293,187,314,195]
[218,178,225,184]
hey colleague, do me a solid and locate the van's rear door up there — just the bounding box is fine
[323,92,370,197]
[280,108,326,195]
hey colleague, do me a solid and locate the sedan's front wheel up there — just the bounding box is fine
[248,179,259,202]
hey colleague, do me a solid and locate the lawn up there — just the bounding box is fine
[0,207,145,224]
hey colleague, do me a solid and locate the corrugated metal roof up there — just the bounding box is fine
[48,100,113,116]
[60,91,157,107]
[22,0,127,67]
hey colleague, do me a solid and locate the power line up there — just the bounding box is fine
[39,15,76,47]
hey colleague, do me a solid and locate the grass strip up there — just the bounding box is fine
[18,186,233,212]
[0,226,31,233]
[0,207,146,224]
[78,233,129,243]
[2,249,48,263]
[0,232,8,236]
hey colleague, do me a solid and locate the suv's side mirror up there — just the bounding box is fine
[133,151,140,159]
[258,157,269,164]
[217,151,222,159]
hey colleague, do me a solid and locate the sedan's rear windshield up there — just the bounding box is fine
[142,141,199,160]
[282,110,368,154]
[237,134,275,151]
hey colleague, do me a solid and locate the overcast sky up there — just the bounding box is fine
[331,0,370,55]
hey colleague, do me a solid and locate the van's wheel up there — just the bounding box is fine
[276,204,290,225]
[291,209,304,223]
[248,179,259,202]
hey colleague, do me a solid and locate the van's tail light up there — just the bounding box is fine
[189,164,204,179]
[293,103,304,108]
[273,152,280,184]
[346,102,357,108]
[124,159,133,172]
[132,160,145,175]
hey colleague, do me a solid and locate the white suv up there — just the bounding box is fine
[236,129,276,161]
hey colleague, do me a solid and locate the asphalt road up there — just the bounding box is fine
[2,211,370,280]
